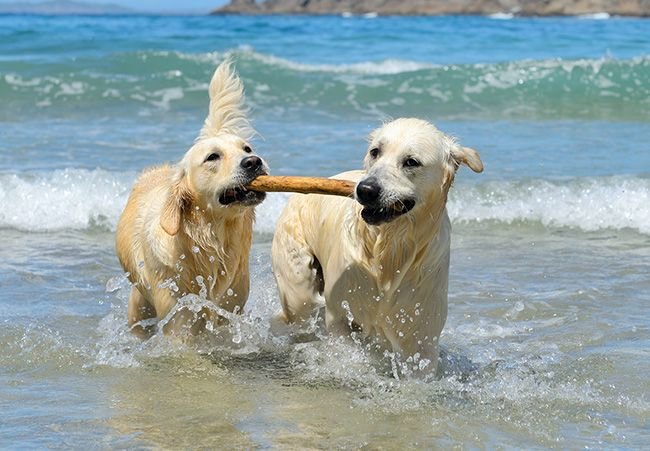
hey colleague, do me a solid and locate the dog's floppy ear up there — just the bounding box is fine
[160,169,192,236]
[450,145,484,173]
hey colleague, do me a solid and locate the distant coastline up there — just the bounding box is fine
[213,0,650,17]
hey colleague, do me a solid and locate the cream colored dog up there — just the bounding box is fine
[271,118,483,376]
[116,61,268,337]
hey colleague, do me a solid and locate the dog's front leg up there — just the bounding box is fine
[127,286,156,338]
[325,307,353,336]
[218,270,250,315]
[382,324,441,378]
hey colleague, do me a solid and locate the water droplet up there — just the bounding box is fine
[105,274,129,293]
[158,278,179,293]
[195,276,207,298]
[209,255,215,263]
[192,246,200,254]
[227,288,234,296]
[341,300,354,325]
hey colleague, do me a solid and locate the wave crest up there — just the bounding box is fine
[0,169,133,232]
[1,49,649,120]
[449,177,650,234]
[1,169,648,235]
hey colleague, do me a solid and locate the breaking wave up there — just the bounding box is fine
[1,169,648,235]
[1,48,648,120]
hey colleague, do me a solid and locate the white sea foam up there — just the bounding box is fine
[488,12,514,19]
[149,86,185,110]
[179,48,436,75]
[0,169,134,232]
[0,169,290,234]
[449,177,650,234]
[462,56,623,95]
[242,52,434,75]
[255,192,291,234]
[4,73,44,87]
[1,170,648,235]
[578,12,611,20]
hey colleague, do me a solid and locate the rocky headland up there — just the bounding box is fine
[213,0,650,17]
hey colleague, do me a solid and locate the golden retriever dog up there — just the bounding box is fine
[271,118,483,376]
[116,61,268,337]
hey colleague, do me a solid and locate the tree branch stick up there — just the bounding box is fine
[247,175,355,197]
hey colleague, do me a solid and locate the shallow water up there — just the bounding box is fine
[1,13,649,448]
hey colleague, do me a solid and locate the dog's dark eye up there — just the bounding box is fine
[369,148,380,158]
[205,153,220,162]
[243,145,252,153]
[403,157,421,168]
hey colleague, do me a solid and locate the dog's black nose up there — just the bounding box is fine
[356,177,382,205]
[240,155,263,171]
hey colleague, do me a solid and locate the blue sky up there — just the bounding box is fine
[0,0,230,13]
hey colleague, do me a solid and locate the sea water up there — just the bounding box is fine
[1,14,649,448]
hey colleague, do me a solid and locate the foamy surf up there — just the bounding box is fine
[488,12,515,19]
[448,177,650,235]
[0,169,134,232]
[1,169,649,235]
[0,169,291,234]
[578,12,611,19]
[3,49,649,120]
[188,47,437,75]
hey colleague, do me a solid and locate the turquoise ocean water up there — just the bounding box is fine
[1,14,649,448]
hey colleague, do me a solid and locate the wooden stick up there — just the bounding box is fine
[247,175,355,197]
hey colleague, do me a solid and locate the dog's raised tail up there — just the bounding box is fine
[198,59,254,141]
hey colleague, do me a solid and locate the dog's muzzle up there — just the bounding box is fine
[356,177,415,225]
[219,157,268,206]
[218,186,266,206]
